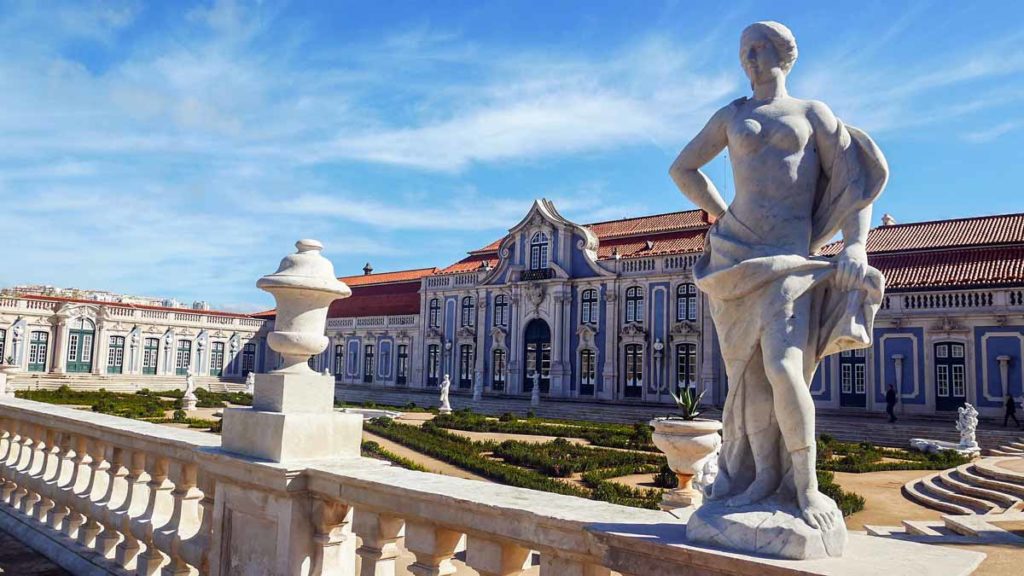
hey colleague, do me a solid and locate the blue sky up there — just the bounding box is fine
[1,0,1023,311]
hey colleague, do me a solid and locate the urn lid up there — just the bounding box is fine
[256,239,353,298]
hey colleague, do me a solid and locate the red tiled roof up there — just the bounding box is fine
[597,229,707,260]
[437,255,499,275]
[18,294,259,318]
[872,245,1024,290]
[327,281,421,318]
[339,267,438,287]
[820,212,1024,256]
[585,209,711,240]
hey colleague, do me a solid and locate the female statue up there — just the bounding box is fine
[669,21,887,555]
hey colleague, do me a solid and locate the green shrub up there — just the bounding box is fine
[653,463,679,488]
[499,412,517,423]
[361,441,428,472]
[172,409,188,423]
[818,470,865,517]
[430,410,658,452]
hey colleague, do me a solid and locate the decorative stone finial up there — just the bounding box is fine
[257,239,351,374]
[363,261,374,275]
[881,213,897,226]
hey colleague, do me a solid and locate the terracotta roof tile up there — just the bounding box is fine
[872,246,1024,290]
[328,281,421,318]
[339,267,438,287]
[819,212,1024,255]
[598,229,707,260]
[585,209,710,239]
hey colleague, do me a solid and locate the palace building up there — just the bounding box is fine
[318,200,1024,419]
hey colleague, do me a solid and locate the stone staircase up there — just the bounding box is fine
[985,436,1024,457]
[6,372,245,394]
[902,458,1024,516]
[864,511,1024,546]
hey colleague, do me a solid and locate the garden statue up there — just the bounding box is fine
[183,370,198,411]
[669,20,887,559]
[531,371,541,407]
[245,371,255,395]
[439,374,452,413]
[956,403,979,451]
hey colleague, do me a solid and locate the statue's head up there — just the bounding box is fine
[740,21,797,86]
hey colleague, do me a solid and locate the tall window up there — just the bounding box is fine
[107,336,125,374]
[580,349,596,395]
[461,297,475,327]
[0,328,6,363]
[676,283,698,321]
[530,232,549,270]
[839,348,866,394]
[396,344,409,385]
[334,345,343,376]
[935,342,967,406]
[28,331,48,372]
[581,289,598,325]
[210,341,225,377]
[459,345,474,388]
[427,344,440,387]
[363,344,375,383]
[624,344,643,397]
[241,342,256,375]
[492,349,506,391]
[676,343,697,393]
[143,338,159,375]
[429,298,441,328]
[625,286,644,323]
[175,340,192,375]
[493,295,508,327]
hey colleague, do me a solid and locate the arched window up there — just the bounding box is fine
[581,289,598,325]
[461,296,475,327]
[530,232,549,270]
[625,286,644,323]
[429,298,441,328]
[492,349,507,391]
[580,349,596,395]
[676,283,698,322]
[493,295,509,327]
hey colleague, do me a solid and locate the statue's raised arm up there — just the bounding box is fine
[669,21,888,561]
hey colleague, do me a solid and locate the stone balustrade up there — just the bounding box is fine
[0,397,985,575]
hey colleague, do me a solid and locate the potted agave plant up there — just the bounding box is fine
[649,387,722,510]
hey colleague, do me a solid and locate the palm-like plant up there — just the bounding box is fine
[668,387,705,420]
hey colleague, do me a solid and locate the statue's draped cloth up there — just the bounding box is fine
[693,121,888,500]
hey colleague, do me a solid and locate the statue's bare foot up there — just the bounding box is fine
[798,489,841,531]
[725,474,777,507]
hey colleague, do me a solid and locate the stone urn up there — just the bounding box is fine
[650,417,722,510]
[257,239,352,374]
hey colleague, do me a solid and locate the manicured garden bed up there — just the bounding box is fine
[431,410,657,451]
[817,435,971,473]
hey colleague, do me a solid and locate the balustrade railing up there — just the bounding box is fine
[0,396,801,576]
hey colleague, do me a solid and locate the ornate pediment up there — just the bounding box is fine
[620,323,647,339]
[145,325,162,334]
[930,316,967,333]
[456,325,476,340]
[527,283,546,310]
[577,323,598,347]
[395,329,411,341]
[425,327,443,341]
[670,321,701,339]
[490,326,507,348]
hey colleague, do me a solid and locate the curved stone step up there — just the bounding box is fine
[958,464,1024,500]
[917,473,997,514]
[973,458,1024,486]
[986,448,1024,457]
[939,469,1019,510]
[902,478,974,516]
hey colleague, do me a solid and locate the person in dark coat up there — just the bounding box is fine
[885,385,898,423]
[1004,395,1021,428]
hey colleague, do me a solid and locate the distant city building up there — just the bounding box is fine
[1,284,213,312]
[307,201,1024,419]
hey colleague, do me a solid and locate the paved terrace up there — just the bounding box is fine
[336,384,1024,450]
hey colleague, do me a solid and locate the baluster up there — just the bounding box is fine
[7,422,33,508]
[178,471,215,574]
[157,461,202,576]
[33,428,61,524]
[134,455,174,576]
[79,438,111,549]
[465,536,531,576]
[538,555,613,576]
[95,446,130,558]
[354,510,402,576]
[114,451,150,570]
[61,435,93,540]
[16,424,45,515]
[405,522,461,576]
[46,433,76,531]
[311,497,355,575]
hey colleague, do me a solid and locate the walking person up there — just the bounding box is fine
[1004,394,1021,428]
[885,385,898,423]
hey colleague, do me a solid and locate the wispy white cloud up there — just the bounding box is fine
[963,119,1024,143]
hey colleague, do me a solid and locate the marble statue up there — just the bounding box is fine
[957,403,979,450]
[183,370,198,411]
[439,374,452,413]
[669,21,887,559]
[245,371,255,395]
[530,371,541,407]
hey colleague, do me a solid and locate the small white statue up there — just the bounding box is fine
[244,371,255,395]
[530,371,541,407]
[956,403,979,450]
[439,374,452,414]
[183,370,198,411]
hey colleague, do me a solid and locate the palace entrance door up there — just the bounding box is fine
[523,319,551,394]
[66,318,95,373]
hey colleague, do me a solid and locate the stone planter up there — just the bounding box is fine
[649,417,722,510]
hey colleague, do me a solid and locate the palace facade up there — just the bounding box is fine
[320,200,1024,418]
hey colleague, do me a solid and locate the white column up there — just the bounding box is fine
[52,320,69,374]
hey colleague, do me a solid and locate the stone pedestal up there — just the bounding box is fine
[183,394,197,412]
[687,498,845,560]
[222,373,362,462]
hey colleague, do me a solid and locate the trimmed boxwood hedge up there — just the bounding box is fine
[431,411,657,451]
[361,441,428,472]
[817,435,971,473]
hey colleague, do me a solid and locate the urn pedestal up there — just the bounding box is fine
[649,418,722,510]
